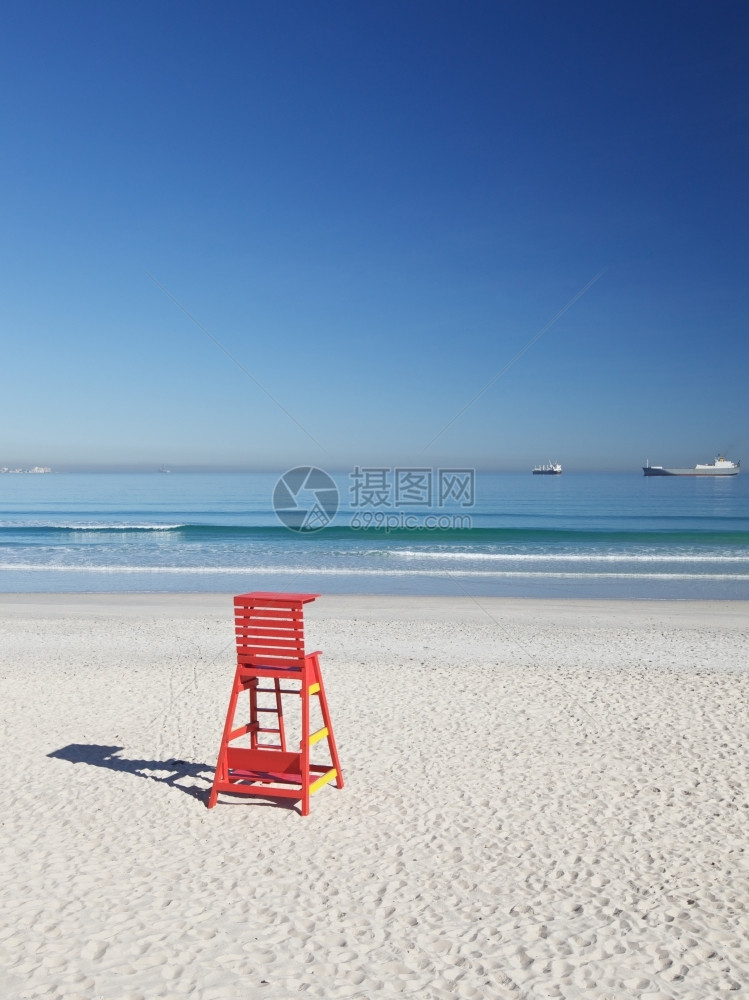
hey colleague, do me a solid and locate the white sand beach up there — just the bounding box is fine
[0,593,748,1000]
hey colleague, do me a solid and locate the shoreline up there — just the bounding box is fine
[1,589,748,622]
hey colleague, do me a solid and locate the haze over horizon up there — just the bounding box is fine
[2,459,746,476]
[1,2,747,474]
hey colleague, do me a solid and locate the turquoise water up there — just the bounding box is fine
[0,471,747,598]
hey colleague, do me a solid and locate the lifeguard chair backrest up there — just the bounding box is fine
[234,592,320,671]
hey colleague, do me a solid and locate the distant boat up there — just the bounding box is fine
[532,462,562,475]
[643,455,740,477]
[159,465,171,473]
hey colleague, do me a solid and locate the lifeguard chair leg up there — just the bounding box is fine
[301,668,311,816]
[312,653,344,789]
[249,676,258,749]
[208,669,242,809]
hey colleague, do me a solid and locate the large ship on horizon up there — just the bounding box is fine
[643,455,740,477]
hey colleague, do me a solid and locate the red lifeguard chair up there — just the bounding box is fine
[208,592,343,815]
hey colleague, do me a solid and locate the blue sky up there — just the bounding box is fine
[1,1,747,472]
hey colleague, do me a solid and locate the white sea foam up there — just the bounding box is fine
[1,563,748,581]
[51,523,187,531]
[387,550,749,563]
[0,523,188,532]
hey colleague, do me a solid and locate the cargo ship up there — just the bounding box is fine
[532,462,562,475]
[642,456,740,477]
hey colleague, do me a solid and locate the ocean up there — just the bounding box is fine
[1,470,748,599]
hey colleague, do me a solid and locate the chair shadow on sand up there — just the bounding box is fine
[47,744,214,805]
[47,744,301,811]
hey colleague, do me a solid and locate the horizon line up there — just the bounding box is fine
[3,464,649,475]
